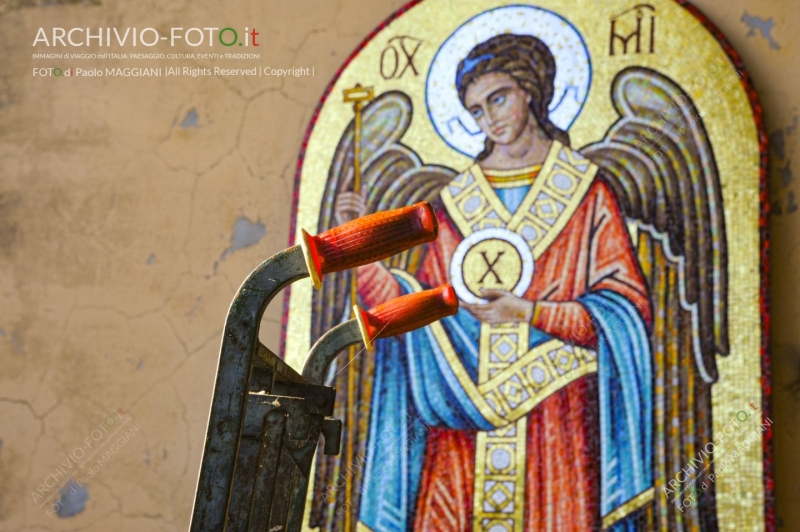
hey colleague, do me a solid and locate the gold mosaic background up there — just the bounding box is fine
[289,0,760,528]
[0,0,797,530]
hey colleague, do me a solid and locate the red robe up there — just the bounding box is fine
[356,178,651,531]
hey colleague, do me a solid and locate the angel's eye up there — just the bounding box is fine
[491,94,506,106]
[471,108,484,119]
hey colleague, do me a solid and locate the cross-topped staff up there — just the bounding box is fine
[342,83,373,532]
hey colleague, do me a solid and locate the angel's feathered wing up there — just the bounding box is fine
[308,91,455,530]
[583,67,728,531]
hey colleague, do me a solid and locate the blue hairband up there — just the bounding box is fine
[456,53,495,92]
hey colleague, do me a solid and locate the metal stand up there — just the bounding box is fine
[190,203,454,531]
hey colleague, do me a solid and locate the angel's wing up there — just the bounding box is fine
[582,66,728,530]
[308,91,456,529]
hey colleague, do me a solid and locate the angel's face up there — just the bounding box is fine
[464,72,532,146]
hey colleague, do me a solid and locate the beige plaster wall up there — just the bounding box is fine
[0,0,796,530]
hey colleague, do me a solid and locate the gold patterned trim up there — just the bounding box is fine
[601,487,655,530]
[440,165,509,235]
[439,140,598,260]
[422,146,601,530]
[473,417,527,532]
[478,322,529,383]
[391,269,598,427]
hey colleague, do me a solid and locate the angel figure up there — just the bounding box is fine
[309,31,727,532]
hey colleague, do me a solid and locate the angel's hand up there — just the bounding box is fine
[334,191,368,225]
[461,289,535,325]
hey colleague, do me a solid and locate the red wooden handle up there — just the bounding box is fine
[355,285,458,349]
[301,202,437,288]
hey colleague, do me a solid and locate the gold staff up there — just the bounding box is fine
[342,83,373,532]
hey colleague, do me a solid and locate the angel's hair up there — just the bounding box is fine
[456,34,570,160]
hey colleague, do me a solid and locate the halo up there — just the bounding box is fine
[426,5,592,158]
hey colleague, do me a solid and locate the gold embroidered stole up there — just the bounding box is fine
[435,141,601,531]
